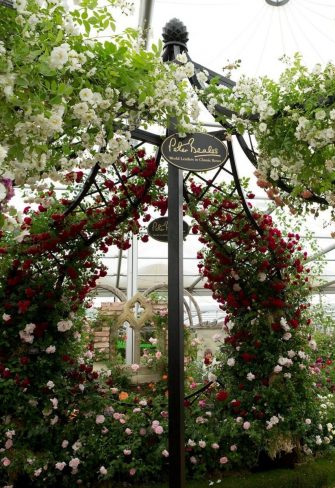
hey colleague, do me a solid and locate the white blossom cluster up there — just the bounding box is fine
[266,414,284,430]
[0,0,201,188]
[202,56,335,210]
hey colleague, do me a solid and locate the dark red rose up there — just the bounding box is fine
[216,390,229,401]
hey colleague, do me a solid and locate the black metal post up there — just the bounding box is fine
[168,160,185,488]
[162,19,189,488]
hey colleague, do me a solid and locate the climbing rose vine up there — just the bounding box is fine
[202,54,335,216]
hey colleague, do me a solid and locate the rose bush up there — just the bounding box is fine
[188,178,333,464]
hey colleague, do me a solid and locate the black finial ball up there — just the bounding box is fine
[162,18,189,45]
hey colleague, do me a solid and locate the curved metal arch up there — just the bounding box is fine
[96,284,127,302]
[142,283,203,327]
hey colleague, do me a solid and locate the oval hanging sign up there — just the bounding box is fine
[147,217,189,243]
[161,132,228,172]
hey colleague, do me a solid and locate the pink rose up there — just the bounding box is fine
[69,458,80,469]
[220,456,228,464]
[154,425,164,435]
[2,457,11,466]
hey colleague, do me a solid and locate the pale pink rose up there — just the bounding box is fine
[149,337,158,345]
[211,443,220,449]
[57,319,73,332]
[62,440,69,448]
[154,425,164,435]
[243,421,251,430]
[96,415,105,424]
[50,415,59,425]
[55,462,66,471]
[50,398,58,409]
[113,413,122,420]
[2,457,11,466]
[131,363,140,372]
[84,350,94,359]
[5,430,15,439]
[101,427,109,434]
[34,468,42,477]
[119,418,126,424]
[123,449,131,456]
[129,468,136,476]
[162,449,169,457]
[155,351,162,359]
[5,439,13,449]
[45,345,56,354]
[125,428,132,435]
[69,458,80,469]
[190,456,197,464]
[3,313,11,321]
[139,428,146,436]
[99,466,107,475]
[110,387,119,394]
[230,444,237,451]
[152,420,160,428]
[220,456,228,464]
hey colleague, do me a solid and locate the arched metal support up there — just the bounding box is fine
[142,282,203,328]
[96,284,127,302]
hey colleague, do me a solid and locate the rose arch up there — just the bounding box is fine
[0,0,333,486]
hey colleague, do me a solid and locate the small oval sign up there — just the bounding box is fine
[161,132,228,172]
[148,217,189,243]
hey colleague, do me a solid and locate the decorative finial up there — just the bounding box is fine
[162,18,189,46]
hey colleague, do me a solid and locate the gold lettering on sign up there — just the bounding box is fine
[168,137,220,158]
[152,221,168,233]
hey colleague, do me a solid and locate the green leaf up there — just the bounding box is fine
[55,29,63,44]
[37,63,56,77]
[83,19,91,35]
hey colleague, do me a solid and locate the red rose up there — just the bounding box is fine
[216,390,229,401]
[20,356,30,365]
[231,400,241,408]
[18,300,30,314]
